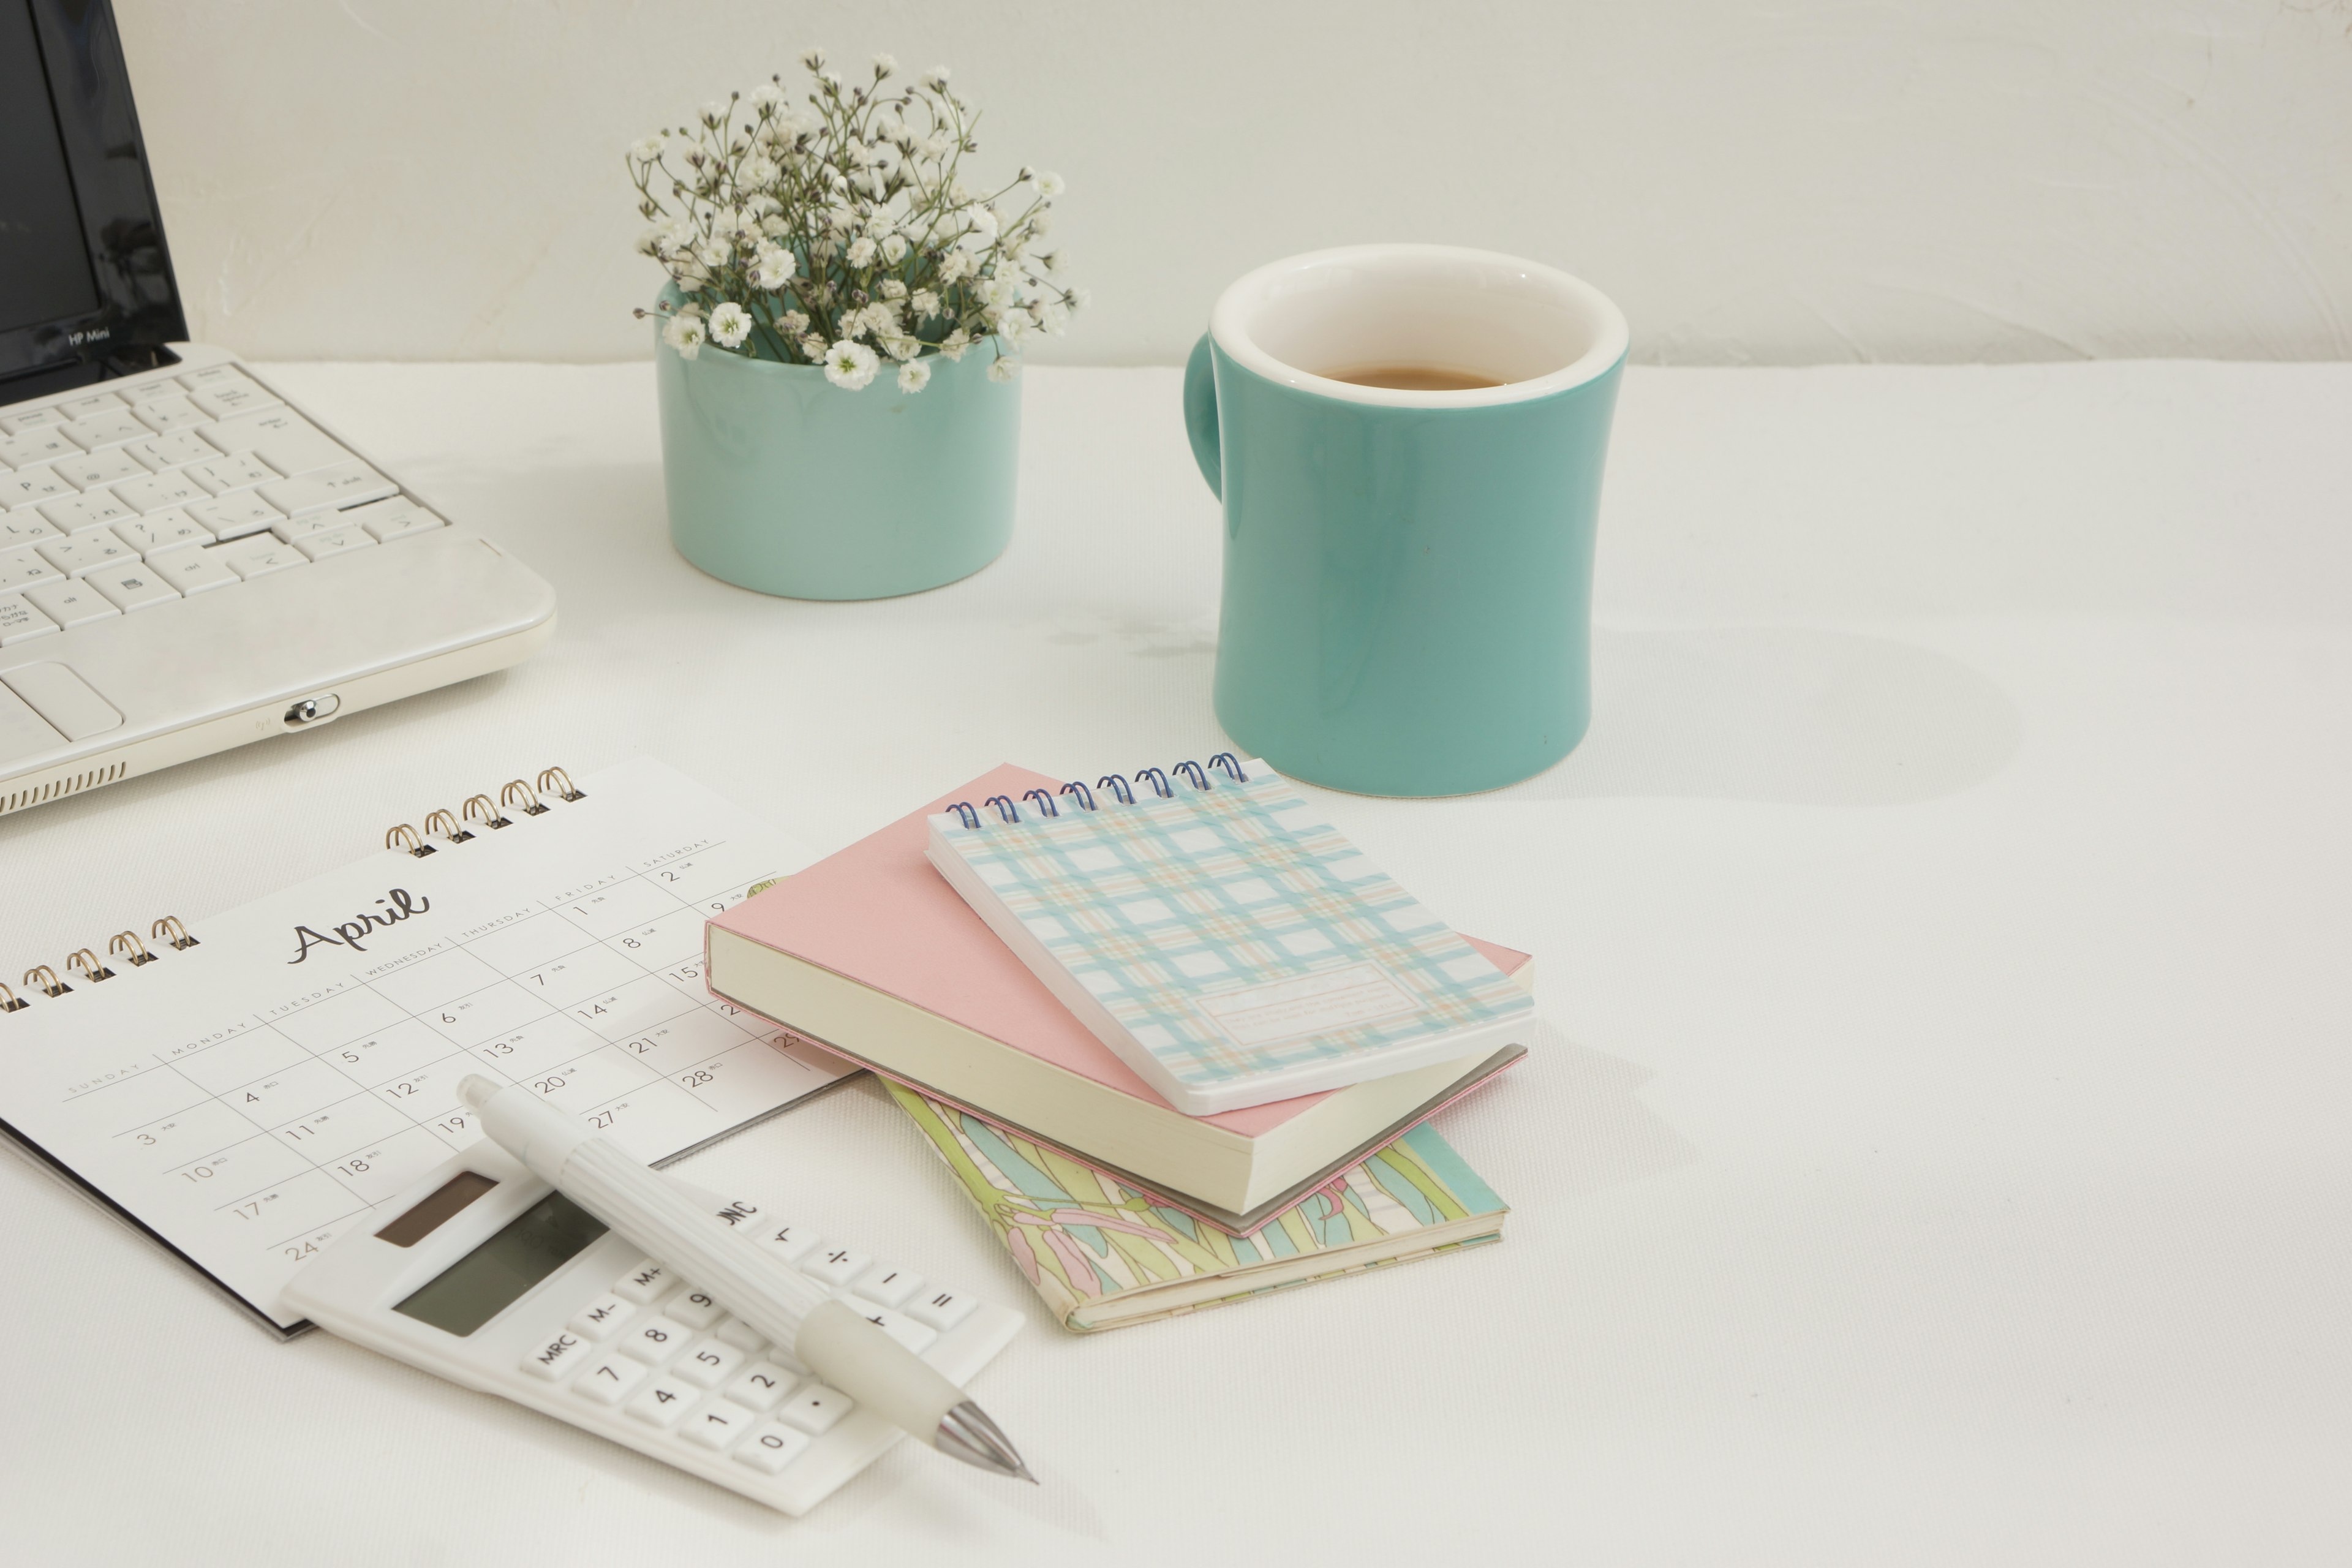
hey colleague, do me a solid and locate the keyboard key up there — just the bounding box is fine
[0,594,58,646]
[293,525,377,563]
[258,461,397,517]
[132,394,208,432]
[755,1222,822,1265]
[723,1361,798,1413]
[519,1331,589,1382]
[0,406,69,434]
[907,1287,978,1334]
[567,1293,635,1342]
[851,1266,924,1310]
[87,565,182,613]
[625,1375,699,1428]
[124,431,218,472]
[213,535,308,581]
[1,429,78,469]
[183,451,278,495]
[351,496,450,543]
[853,1306,937,1354]
[682,1400,760,1451]
[61,408,149,449]
[203,408,351,477]
[611,1259,671,1303]
[190,379,281,420]
[112,470,209,515]
[776,1384,854,1435]
[186,491,282,540]
[671,1337,747,1390]
[55,391,126,421]
[23,578,121,628]
[272,510,350,540]
[616,1315,692,1365]
[148,549,239,597]
[0,514,58,550]
[804,1246,872,1289]
[711,1318,769,1354]
[178,363,252,391]
[1,466,72,510]
[733,1421,812,1474]
[114,510,213,556]
[0,545,60,592]
[36,532,137,578]
[571,1354,649,1406]
[37,491,135,535]
[665,1288,726,1332]
[54,446,147,491]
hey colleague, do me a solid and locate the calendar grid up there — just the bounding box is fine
[51,810,845,1303]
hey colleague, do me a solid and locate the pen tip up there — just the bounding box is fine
[935,1399,1036,1483]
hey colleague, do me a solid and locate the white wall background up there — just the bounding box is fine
[115,0,2352,365]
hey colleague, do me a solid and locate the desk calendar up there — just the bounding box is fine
[0,758,853,1334]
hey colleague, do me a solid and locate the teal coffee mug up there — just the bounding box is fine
[1185,244,1628,796]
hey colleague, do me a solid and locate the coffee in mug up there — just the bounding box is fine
[1183,244,1628,796]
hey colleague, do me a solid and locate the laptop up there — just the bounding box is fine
[0,0,554,817]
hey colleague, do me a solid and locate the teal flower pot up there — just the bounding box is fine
[654,306,1020,600]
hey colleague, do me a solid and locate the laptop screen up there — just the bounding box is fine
[0,1,105,337]
[0,0,184,390]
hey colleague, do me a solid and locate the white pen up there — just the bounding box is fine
[458,1076,1035,1482]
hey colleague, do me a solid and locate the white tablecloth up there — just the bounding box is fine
[2,361,2346,1565]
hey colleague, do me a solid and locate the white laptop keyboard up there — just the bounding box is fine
[0,363,444,646]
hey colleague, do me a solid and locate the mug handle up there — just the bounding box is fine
[1182,333,1221,500]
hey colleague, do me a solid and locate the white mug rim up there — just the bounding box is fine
[1208,244,1630,409]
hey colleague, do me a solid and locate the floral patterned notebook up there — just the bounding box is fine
[925,756,1535,1116]
[888,1080,1509,1333]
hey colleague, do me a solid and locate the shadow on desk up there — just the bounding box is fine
[1505,625,2022,807]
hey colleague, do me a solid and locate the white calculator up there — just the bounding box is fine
[282,1144,1022,1516]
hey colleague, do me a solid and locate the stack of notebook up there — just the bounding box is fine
[706,760,1529,1332]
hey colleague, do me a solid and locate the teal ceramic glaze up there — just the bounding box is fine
[1183,245,1627,796]
[654,301,1020,600]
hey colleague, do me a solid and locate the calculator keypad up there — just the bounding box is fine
[518,1251,981,1485]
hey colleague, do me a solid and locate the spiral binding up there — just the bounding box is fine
[944,753,1251,827]
[379,762,582,862]
[5,764,584,1019]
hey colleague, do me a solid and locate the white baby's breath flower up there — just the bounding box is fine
[938,328,971,361]
[872,52,898,77]
[751,80,785,107]
[880,278,908,300]
[881,335,919,362]
[823,339,880,390]
[1035,170,1066,198]
[707,301,753,349]
[663,312,707,360]
[701,98,731,127]
[631,134,667,162]
[1038,301,1070,336]
[779,310,809,336]
[846,236,877,267]
[798,334,828,361]
[987,356,1017,383]
[881,233,909,264]
[749,242,796,288]
[937,251,970,285]
[696,239,730,268]
[922,66,951,90]
[799,47,827,72]
[910,288,941,318]
[897,360,932,393]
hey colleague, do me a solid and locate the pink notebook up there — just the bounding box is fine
[707,764,1525,1137]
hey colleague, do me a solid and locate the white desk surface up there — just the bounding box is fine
[2,361,2346,1565]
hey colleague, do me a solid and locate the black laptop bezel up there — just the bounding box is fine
[1,0,187,392]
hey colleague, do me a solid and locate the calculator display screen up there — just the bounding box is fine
[392,1191,608,1336]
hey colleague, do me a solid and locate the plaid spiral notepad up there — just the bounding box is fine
[925,758,1532,1115]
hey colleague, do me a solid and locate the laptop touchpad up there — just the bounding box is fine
[1,663,124,742]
